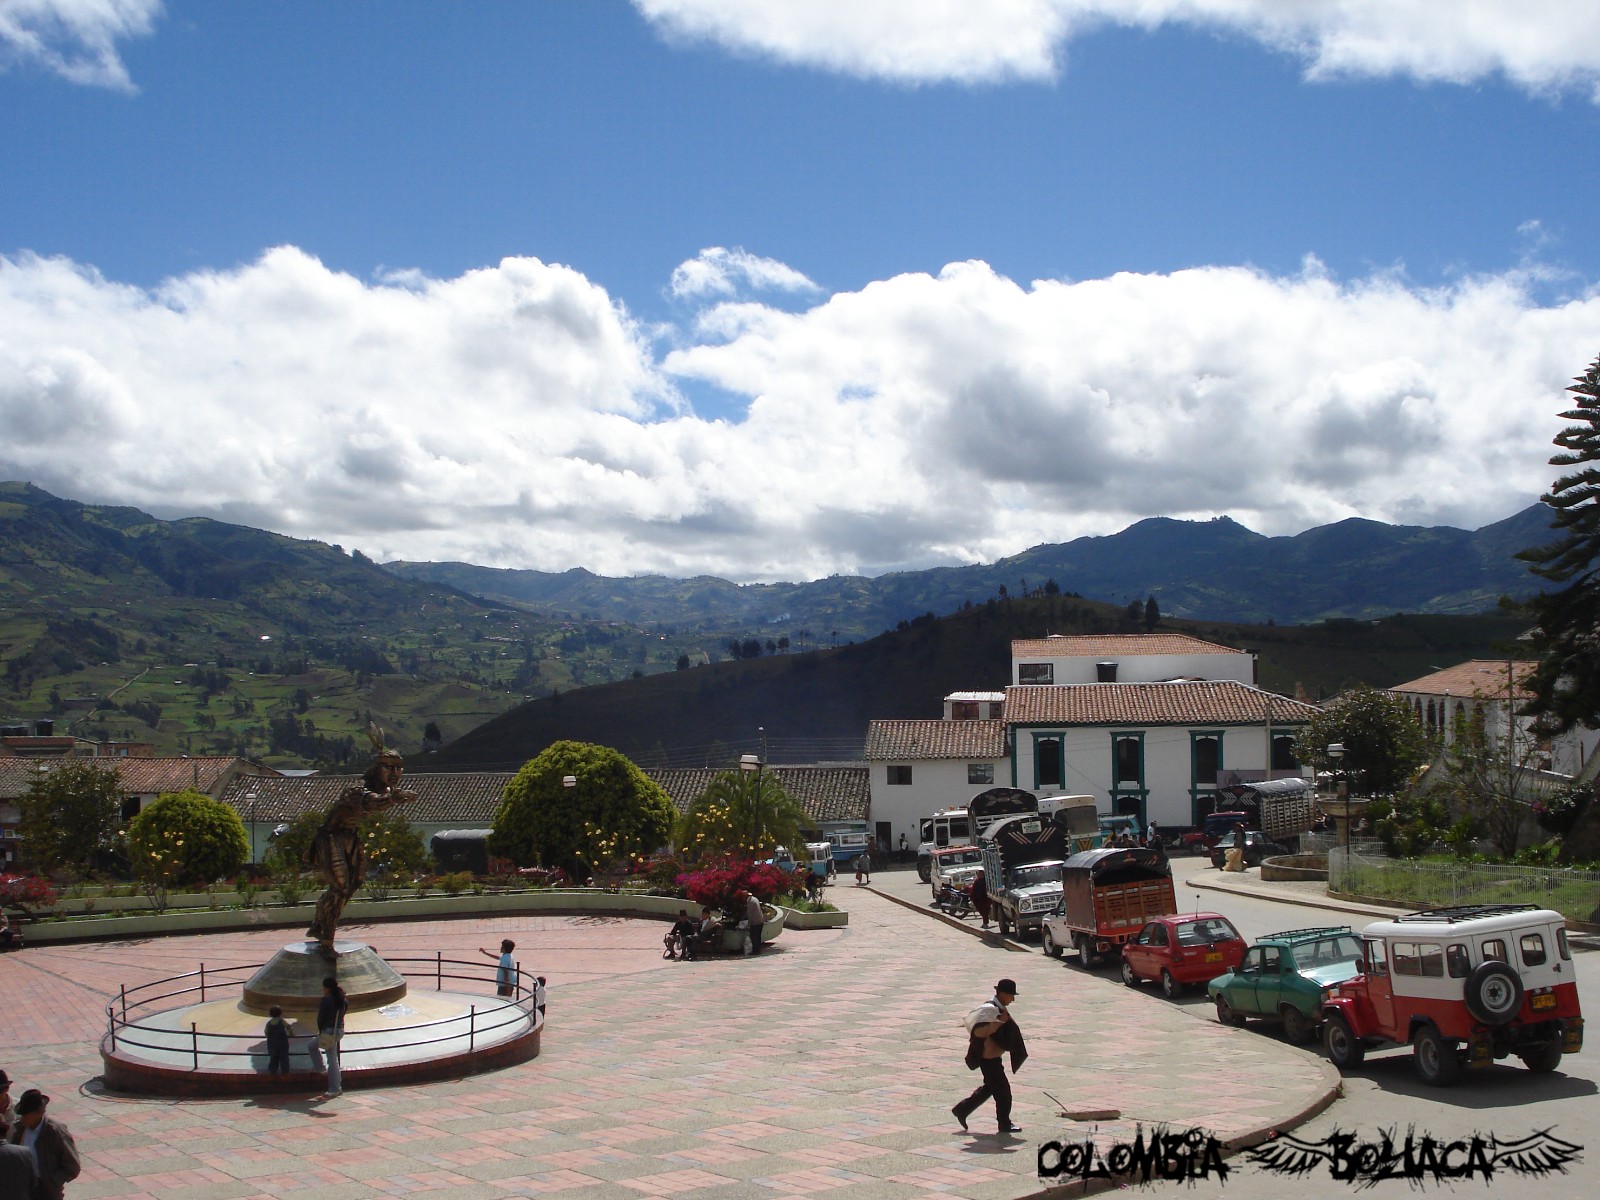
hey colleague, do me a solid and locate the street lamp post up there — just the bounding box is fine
[740,752,764,852]
[1327,742,1347,883]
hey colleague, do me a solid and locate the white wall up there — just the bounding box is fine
[1009,724,1288,829]
[1012,651,1254,686]
[869,758,1007,851]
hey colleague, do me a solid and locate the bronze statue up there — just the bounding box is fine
[305,730,416,954]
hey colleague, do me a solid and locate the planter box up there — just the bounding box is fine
[778,905,847,929]
[20,889,804,944]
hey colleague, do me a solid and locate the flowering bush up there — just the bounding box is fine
[675,855,791,918]
[0,873,56,915]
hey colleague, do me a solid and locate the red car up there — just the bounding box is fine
[1121,913,1247,998]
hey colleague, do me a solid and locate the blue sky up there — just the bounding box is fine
[4,1,1600,582]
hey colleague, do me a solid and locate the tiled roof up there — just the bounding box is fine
[1011,634,1247,658]
[646,767,870,823]
[864,720,1007,761]
[1389,660,1535,700]
[1004,681,1319,726]
[945,691,1005,702]
[219,773,514,826]
[0,756,275,800]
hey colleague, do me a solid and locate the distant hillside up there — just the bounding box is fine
[0,483,733,766]
[389,505,1551,637]
[420,592,1531,771]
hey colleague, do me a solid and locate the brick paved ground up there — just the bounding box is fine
[2,889,1335,1199]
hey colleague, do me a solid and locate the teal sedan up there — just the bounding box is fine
[1208,926,1364,1043]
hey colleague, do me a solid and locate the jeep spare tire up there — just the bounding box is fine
[1464,960,1523,1026]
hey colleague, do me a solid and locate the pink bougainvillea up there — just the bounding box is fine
[675,855,791,916]
[0,873,56,914]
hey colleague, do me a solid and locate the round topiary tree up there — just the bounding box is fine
[127,789,251,889]
[489,741,674,877]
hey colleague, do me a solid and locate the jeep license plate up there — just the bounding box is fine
[1532,994,1556,1010]
[1205,952,1223,963]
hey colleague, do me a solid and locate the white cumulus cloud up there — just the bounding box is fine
[670,247,821,301]
[1,246,1595,582]
[633,0,1600,98]
[0,0,161,90]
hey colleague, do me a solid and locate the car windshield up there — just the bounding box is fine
[1010,863,1063,888]
[1297,935,1363,967]
[1175,918,1238,946]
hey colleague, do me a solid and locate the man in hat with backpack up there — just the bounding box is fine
[5,1089,80,1199]
[952,978,1027,1135]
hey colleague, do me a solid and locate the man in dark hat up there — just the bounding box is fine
[953,978,1027,1135]
[5,1089,80,1199]
[0,1112,37,1199]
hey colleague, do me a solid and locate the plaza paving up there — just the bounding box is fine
[2,883,1338,1200]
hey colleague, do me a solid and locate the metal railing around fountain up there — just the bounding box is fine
[104,953,537,1071]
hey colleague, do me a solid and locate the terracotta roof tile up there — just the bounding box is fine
[1004,681,1319,726]
[646,767,870,823]
[0,756,275,801]
[220,773,513,826]
[1389,660,1535,700]
[1011,633,1246,658]
[864,720,1007,761]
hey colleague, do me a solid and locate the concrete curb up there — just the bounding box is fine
[864,885,1033,952]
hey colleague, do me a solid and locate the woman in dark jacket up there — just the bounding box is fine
[317,978,349,1096]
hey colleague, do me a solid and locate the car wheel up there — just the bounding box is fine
[1519,1040,1563,1074]
[1323,1013,1365,1068]
[997,910,1010,937]
[1464,961,1523,1026]
[1215,994,1246,1027]
[1413,1025,1462,1087]
[917,862,931,883]
[1280,1004,1312,1044]
[1042,926,1062,958]
[1121,958,1139,987]
[1161,970,1182,1000]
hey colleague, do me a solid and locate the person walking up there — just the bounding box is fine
[952,979,1027,1135]
[853,852,873,885]
[317,977,349,1097]
[970,870,991,929]
[6,1090,80,1200]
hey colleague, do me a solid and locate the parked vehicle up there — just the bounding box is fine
[1042,846,1176,965]
[804,842,837,883]
[927,845,985,901]
[1321,904,1584,1087]
[917,787,1041,881]
[1208,926,1364,1043]
[1044,795,1102,854]
[932,865,983,916]
[979,810,1067,937]
[1179,810,1250,855]
[1120,913,1247,998]
[1209,830,1290,869]
[917,806,973,881]
[819,820,872,865]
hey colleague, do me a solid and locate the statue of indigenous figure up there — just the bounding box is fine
[305,727,417,954]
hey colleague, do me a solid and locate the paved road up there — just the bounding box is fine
[874,859,1598,1198]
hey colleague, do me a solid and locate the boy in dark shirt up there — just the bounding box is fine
[265,1005,291,1074]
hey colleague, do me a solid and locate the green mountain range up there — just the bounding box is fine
[389,504,1552,636]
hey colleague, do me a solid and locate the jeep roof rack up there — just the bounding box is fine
[1394,904,1540,924]
[1261,926,1354,942]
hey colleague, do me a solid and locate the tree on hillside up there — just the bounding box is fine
[489,740,674,876]
[674,770,810,860]
[1144,595,1160,630]
[1293,685,1430,797]
[127,789,250,891]
[18,758,125,875]
[1516,351,1600,864]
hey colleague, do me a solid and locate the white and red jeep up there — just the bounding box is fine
[1321,903,1584,1087]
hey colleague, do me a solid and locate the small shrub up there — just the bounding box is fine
[439,871,472,896]
[235,878,261,909]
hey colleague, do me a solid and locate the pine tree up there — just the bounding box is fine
[1518,353,1600,733]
